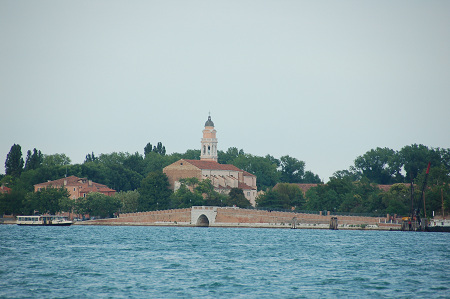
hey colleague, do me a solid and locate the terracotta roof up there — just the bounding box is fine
[35,175,115,195]
[184,159,242,171]
[238,182,256,190]
[377,183,411,192]
[242,171,256,177]
[35,175,81,187]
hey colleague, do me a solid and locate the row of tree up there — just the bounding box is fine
[256,156,450,218]
[0,170,251,218]
[1,143,320,194]
[2,143,449,217]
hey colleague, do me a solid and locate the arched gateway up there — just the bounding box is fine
[191,206,217,227]
[196,214,209,227]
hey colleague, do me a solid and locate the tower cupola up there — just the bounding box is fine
[200,115,218,162]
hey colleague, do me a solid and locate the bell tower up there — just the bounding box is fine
[200,115,218,162]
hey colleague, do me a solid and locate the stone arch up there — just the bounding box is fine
[196,214,210,227]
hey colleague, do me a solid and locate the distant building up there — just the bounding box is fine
[0,185,12,194]
[34,176,116,199]
[163,116,258,206]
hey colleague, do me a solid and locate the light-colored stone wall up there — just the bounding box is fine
[163,160,202,190]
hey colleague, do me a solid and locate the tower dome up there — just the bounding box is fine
[205,116,214,127]
[201,115,218,162]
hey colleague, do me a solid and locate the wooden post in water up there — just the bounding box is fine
[291,217,297,229]
[330,217,338,230]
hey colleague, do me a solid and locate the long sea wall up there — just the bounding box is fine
[80,207,401,230]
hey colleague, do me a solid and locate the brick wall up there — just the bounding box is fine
[97,209,192,224]
[215,208,385,226]
[163,160,202,190]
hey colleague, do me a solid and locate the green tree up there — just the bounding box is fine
[171,184,205,208]
[42,153,71,168]
[304,187,322,211]
[138,171,172,211]
[380,183,412,216]
[274,183,305,209]
[280,155,305,183]
[353,147,399,184]
[24,148,43,171]
[84,192,121,218]
[144,143,153,157]
[255,189,290,210]
[152,142,166,155]
[303,171,322,184]
[0,189,26,215]
[230,154,280,190]
[114,190,140,213]
[400,144,441,182]
[5,144,24,178]
[23,187,70,215]
[227,188,251,208]
[180,149,201,160]
[218,147,244,164]
[84,152,97,163]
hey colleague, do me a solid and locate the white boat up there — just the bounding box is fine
[16,215,72,226]
[426,219,450,232]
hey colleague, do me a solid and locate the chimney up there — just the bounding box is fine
[64,180,67,186]
[89,180,92,186]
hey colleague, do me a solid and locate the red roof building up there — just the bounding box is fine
[34,176,116,199]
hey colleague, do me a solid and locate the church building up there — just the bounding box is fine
[163,116,258,206]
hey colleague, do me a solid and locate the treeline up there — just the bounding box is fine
[257,145,450,217]
[0,142,316,216]
[1,142,320,193]
[1,143,449,217]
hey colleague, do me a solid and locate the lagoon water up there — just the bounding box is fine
[0,225,449,298]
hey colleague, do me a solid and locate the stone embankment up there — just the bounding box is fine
[77,206,401,230]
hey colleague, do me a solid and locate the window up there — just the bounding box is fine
[73,187,76,191]
[247,192,250,196]
[83,194,86,198]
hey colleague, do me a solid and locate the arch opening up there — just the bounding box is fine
[196,214,210,227]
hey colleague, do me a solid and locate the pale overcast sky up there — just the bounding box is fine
[1,1,449,182]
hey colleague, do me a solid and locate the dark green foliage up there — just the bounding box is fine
[24,149,43,171]
[303,171,322,184]
[256,189,290,210]
[5,144,24,178]
[152,142,166,156]
[274,183,305,209]
[42,153,71,167]
[256,183,305,210]
[218,147,243,164]
[227,188,251,208]
[138,171,172,211]
[22,187,70,215]
[180,149,201,160]
[231,154,280,191]
[171,185,205,208]
[84,152,97,163]
[114,190,140,213]
[0,189,26,215]
[280,155,305,183]
[144,143,153,157]
[76,192,121,218]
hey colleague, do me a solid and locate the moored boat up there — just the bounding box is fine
[16,215,72,226]
[425,219,450,232]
